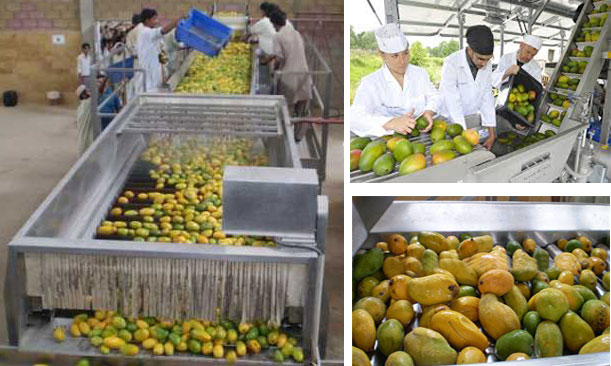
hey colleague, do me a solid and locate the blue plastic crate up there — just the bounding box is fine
[176,8,231,56]
[107,56,135,84]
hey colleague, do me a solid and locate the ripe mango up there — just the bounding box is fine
[386,136,406,151]
[389,274,413,301]
[398,153,426,175]
[430,310,489,351]
[456,346,486,364]
[388,234,408,255]
[376,319,405,356]
[463,249,509,277]
[461,129,480,145]
[429,139,455,154]
[353,297,386,323]
[350,150,362,171]
[432,150,456,165]
[439,258,478,286]
[419,304,450,329]
[554,252,581,275]
[535,288,569,322]
[580,300,610,334]
[418,232,449,254]
[352,346,370,366]
[385,351,414,366]
[372,153,395,176]
[548,281,584,312]
[408,274,459,306]
[403,327,457,366]
[450,296,479,322]
[578,333,610,354]
[352,309,376,352]
[560,310,595,352]
[534,321,563,358]
[511,249,538,282]
[385,300,414,328]
[358,140,386,172]
[393,140,413,162]
[479,293,521,340]
[383,256,405,279]
[371,280,390,303]
[478,269,514,296]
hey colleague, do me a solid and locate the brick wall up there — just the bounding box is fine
[0,0,82,105]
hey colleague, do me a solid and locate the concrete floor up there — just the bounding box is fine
[0,104,343,360]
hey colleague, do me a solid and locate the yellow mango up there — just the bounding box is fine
[439,258,478,286]
[479,293,520,340]
[554,253,581,275]
[389,275,413,302]
[457,346,487,363]
[388,234,408,255]
[419,304,450,329]
[478,269,514,296]
[431,310,489,351]
[408,274,459,306]
[383,256,405,279]
[450,296,480,322]
[352,309,376,352]
[463,250,509,277]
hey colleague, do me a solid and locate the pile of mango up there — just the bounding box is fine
[52,311,304,362]
[555,75,580,91]
[96,137,274,246]
[507,84,537,124]
[175,42,251,95]
[540,109,566,128]
[496,130,556,151]
[582,13,608,29]
[591,3,609,15]
[562,59,588,74]
[548,93,571,110]
[350,120,479,177]
[353,232,610,366]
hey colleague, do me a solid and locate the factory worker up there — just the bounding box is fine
[75,85,93,155]
[126,14,143,57]
[76,43,91,85]
[137,8,182,91]
[439,25,496,150]
[243,2,277,55]
[350,24,439,137]
[492,34,543,88]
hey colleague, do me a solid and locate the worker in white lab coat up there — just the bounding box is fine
[439,25,496,150]
[137,8,182,91]
[492,34,543,88]
[350,24,439,137]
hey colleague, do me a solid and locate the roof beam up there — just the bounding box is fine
[397,0,574,18]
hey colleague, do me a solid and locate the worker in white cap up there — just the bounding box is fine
[492,34,543,88]
[350,23,439,137]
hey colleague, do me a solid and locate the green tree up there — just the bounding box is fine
[427,40,459,58]
[409,41,428,66]
[350,26,378,50]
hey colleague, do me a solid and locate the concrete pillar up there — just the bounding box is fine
[80,0,95,53]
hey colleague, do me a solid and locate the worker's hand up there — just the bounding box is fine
[515,123,527,131]
[421,110,435,132]
[383,109,416,135]
[483,133,496,150]
[506,64,520,77]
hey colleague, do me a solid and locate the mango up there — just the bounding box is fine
[463,250,509,277]
[431,310,489,351]
[439,258,478,286]
[453,136,472,155]
[373,153,395,176]
[578,333,610,354]
[548,281,584,312]
[447,123,464,138]
[533,248,549,271]
[591,248,608,261]
[506,352,530,360]
[419,304,450,329]
[421,249,439,275]
[558,270,574,285]
[503,285,528,321]
[408,274,459,306]
[352,346,370,366]
[383,256,405,279]
[590,256,607,275]
[479,293,520,340]
[534,321,563,358]
[522,311,541,336]
[386,136,406,151]
[603,272,610,291]
[495,329,534,360]
[456,346,486,364]
[430,127,446,142]
[403,327,457,366]
[372,280,390,303]
[535,288,569,322]
[517,283,530,299]
[390,274,413,301]
[602,292,610,306]
[439,250,458,260]
[446,236,459,250]
[385,351,414,366]
[354,248,384,280]
[461,129,479,145]
[353,297,386,323]
[560,310,595,352]
[506,240,521,256]
[478,269,514,296]
[429,139,455,154]
[573,284,598,303]
[357,277,379,298]
[512,249,538,282]
[407,242,426,260]
[352,309,376,352]
[523,238,536,254]
[564,239,583,253]
[450,296,479,322]
[393,140,413,162]
[350,150,362,171]
[359,140,386,172]
[580,300,610,334]
[376,319,405,356]
[398,153,426,175]
[386,300,414,327]
[418,232,449,254]
[432,150,456,165]
[411,142,425,154]
[403,257,424,277]
[457,239,477,259]
[388,233,408,255]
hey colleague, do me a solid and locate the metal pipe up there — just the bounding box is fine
[458,12,465,49]
[397,0,574,18]
[500,24,505,55]
[529,0,553,33]
[386,0,400,23]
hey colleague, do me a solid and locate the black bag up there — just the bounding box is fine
[3,90,17,107]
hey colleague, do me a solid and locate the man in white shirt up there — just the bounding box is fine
[76,43,92,85]
[350,24,439,137]
[125,14,144,57]
[439,25,496,150]
[492,34,543,88]
[245,2,277,55]
[136,8,181,91]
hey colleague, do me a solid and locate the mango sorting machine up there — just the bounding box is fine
[352,198,610,366]
[4,93,329,365]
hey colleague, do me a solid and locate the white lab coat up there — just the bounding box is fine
[137,26,164,91]
[491,51,542,88]
[351,64,440,137]
[439,48,496,129]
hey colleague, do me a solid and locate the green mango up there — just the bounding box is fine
[506,240,522,256]
[503,285,528,321]
[573,285,598,303]
[393,140,413,162]
[545,266,561,280]
[495,329,534,360]
[403,327,457,366]
[377,319,405,356]
[354,248,384,280]
[523,311,541,336]
[385,351,414,366]
[429,139,455,154]
[564,239,583,252]
[579,334,610,354]
[372,153,395,177]
[532,280,549,294]
[533,248,549,271]
[422,249,439,276]
[512,249,538,282]
[412,142,425,154]
[446,123,463,137]
[416,116,428,130]
[458,285,477,298]
[534,321,563,358]
[430,127,446,142]
[358,140,386,172]
[453,136,472,155]
[410,128,420,137]
[398,153,426,175]
[353,297,387,324]
[559,310,595,353]
[350,137,371,150]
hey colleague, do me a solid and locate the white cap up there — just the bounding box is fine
[75,85,87,97]
[522,34,542,50]
[375,23,409,53]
